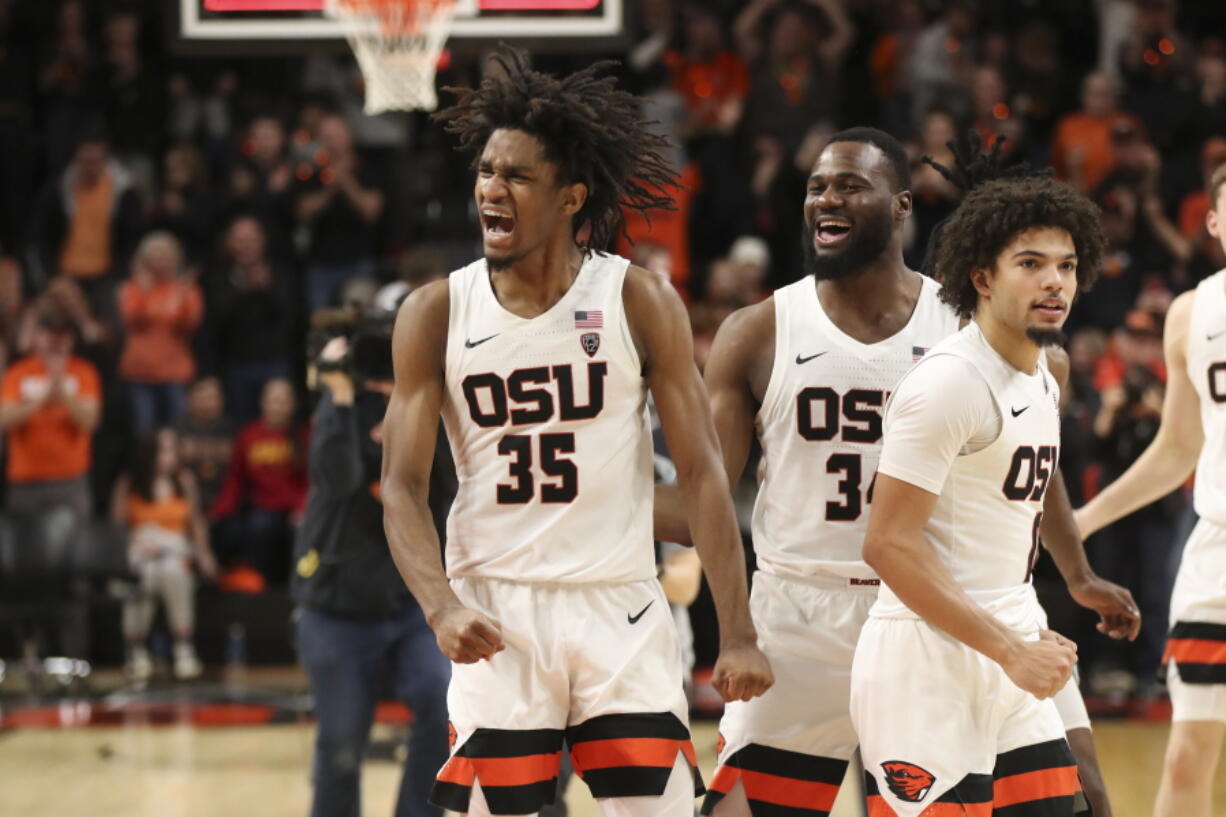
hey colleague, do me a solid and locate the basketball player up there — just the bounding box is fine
[1075,163,1226,817]
[851,172,1107,816]
[655,129,1137,817]
[380,48,772,817]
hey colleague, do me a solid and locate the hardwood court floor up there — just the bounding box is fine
[0,718,1219,817]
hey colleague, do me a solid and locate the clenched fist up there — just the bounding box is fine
[711,643,774,702]
[1001,629,1077,700]
[431,606,506,664]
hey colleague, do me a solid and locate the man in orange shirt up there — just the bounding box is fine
[1050,72,1143,194]
[0,304,101,518]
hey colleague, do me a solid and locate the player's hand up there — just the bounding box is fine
[1068,574,1141,641]
[711,642,774,702]
[431,606,505,664]
[1000,630,1077,700]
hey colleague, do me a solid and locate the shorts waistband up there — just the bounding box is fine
[450,574,659,590]
[756,569,881,592]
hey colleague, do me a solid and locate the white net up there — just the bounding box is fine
[326,0,456,114]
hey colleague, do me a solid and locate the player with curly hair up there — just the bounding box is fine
[851,140,1112,816]
[381,47,772,816]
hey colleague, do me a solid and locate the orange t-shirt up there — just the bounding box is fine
[1050,113,1140,194]
[127,492,192,536]
[1,355,101,482]
[59,172,114,279]
[118,279,204,384]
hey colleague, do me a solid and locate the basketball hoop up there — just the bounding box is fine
[326,0,456,113]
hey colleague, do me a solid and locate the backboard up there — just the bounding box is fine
[178,0,626,50]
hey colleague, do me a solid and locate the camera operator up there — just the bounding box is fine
[293,334,451,817]
[1089,324,1181,700]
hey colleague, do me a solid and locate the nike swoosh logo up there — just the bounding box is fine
[627,600,654,624]
[465,334,499,349]
[1011,405,1029,418]
[795,351,829,365]
[1209,330,1225,342]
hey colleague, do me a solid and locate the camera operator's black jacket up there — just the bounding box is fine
[292,390,455,618]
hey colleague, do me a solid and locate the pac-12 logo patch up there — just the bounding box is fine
[881,761,935,803]
[581,332,600,358]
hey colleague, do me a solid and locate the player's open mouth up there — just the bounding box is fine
[1032,299,1066,318]
[482,209,515,244]
[814,217,852,247]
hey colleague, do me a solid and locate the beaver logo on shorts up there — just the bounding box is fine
[881,761,935,803]
[448,722,458,751]
[716,733,726,759]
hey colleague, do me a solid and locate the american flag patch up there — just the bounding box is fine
[912,346,928,361]
[575,310,603,329]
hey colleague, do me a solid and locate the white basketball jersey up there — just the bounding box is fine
[751,274,960,580]
[1187,270,1226,525]
[874,324,1062,618]
[441,253,655,583]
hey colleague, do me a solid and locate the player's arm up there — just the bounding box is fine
[381,280,504,664]
[626,267,773,702]
[654,301,772,545]
[1039,348,1140,640]
[1075,291,1203,537]
[863,360,1076,700]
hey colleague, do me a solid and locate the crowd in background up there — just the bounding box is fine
[0,0,1223,698]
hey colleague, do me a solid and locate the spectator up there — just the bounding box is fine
[1050,72,1142,194]
[207,216,294,424]
[174,376,234,515]
[1177,136,1226,279]
[112,427,218,682]
[99,8,161,200]
[211,377,308,589]
[0,303,100,518]
[725,235,771,304]
[220,116,295,258]
[29,127,143,300]
[1089,359,1180,699]
[737,0,855,154]
[148,143,212,267]
[294,115,384,310]
[37,0,95,173]
[867,0,926,135]
[906,0,979,124]
[907,106,960,266]
[666,3,749,136]
[118,231,204,435]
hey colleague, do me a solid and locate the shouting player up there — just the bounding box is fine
[381,47,772,817]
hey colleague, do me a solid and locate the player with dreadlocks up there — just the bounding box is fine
[381,47,773,816]
[851,133,1134,817]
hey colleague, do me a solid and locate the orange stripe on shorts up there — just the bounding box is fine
[868,792,992,816]
[737,768,839,811]
[993,765,1080,808]
[570,737,683,771]
[1164,638,1226,666]
[441,752,561,787]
